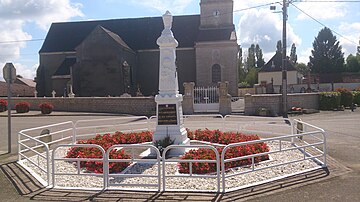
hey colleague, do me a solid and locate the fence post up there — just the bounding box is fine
[183,82,195,114]
[219,82,231,116]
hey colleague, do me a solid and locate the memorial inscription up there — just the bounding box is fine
[158,104,177,125]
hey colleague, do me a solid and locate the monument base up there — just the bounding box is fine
[153,126,190,156]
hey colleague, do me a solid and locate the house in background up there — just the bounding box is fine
[36,0,239,97]
[257,52,301,93]
[0,81,35,97]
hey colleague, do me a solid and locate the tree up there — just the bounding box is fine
[246,44,256,69]
[245,67,258,87]
[309,27,345,73]
[276,40,282,53]
[290,43,297,64]
[255,44,265,68]
[295,63,310,76]
[345,54,360,72]
[238,47,247,83]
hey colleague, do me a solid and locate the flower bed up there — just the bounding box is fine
[65,131,153,173]
[178,129,270,174]
[0,99,7,112]
[65,129,269,175]
[15,101,30,113]
[39,102,54,114]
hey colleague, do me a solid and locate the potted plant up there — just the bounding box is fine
[39,102,54,114]
[0,99,7,112]
[15,102,30,113]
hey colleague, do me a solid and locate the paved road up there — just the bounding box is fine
[249,110,360,202]
[0,111,128,154]
[0,110,359,201]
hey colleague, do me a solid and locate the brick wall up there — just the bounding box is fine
[244,93,319,116]
[10,97,156,116]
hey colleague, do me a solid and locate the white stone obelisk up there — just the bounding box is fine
[153,11,189,156]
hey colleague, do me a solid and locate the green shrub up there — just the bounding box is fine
[353,91,360,105]
[319,92,341,110]
[336,88,353,107]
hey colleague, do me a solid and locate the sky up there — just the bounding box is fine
[0,0,359,81]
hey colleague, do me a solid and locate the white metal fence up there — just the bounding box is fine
[194,86,219,112]
[18,115,327,193]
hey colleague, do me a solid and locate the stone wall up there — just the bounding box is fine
[244,93,319,116]
[11,97,156,116]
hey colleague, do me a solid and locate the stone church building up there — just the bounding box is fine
[36,0,239,97]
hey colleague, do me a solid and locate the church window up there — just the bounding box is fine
[212,64,221,83]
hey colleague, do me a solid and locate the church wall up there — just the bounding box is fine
[37,52,75,96]
[52,77,70,97]
[136,49,196,96]
[75,33,136,97]
[195,41,238,95]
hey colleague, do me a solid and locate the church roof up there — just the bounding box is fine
[259,52,296,72]
[40,15,201,53]
[40,14,237,53]
[53,57,76,76]
[99,26,133,51]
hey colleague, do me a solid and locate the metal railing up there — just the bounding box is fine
[17,115,327,192]
[162,145,221,192]
[73,116,150,143]
[106,144,161,191]
[194,86,219,104]
[18,121,74,186]
[52,144,106,189]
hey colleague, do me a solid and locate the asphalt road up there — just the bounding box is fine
[0,110,359,201]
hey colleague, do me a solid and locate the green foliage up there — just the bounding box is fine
[276,40,282,53]
[336,88,353,107]
[290,43,297,64]
[345,54,360,72]
[295,63,310,76]
[309,27,345,73]
[245,67,258,87]
[154,135,175,156]
[353,91,360,105]
[238,81,250,88]
[255,44,265,68]
[246,44,256,69]
[238,47,245,82]
[319,92,341,110]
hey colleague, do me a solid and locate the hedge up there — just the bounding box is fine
[353,91,360,105]
[319,92,341,110]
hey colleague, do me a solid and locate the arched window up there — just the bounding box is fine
[212,64,221,83]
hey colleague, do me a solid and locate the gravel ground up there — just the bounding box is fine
[21,141,320,191]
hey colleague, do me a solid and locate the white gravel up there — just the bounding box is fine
[21,141,321,191]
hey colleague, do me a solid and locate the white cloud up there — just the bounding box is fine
[130,0,194,14]
[0,0,83,30]
[298,47,312,64]
[234,0,275,12]
[0,0,83,81]
[338,22,360,57]
[295,0,347,20]
[237,9,301,61]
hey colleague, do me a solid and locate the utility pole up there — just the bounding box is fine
[282,0,289,118]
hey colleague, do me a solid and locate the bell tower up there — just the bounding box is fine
[200,0,234,28]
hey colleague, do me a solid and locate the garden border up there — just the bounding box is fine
[17,115,327,193]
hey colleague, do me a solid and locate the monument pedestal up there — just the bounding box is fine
[153,94,189,156]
